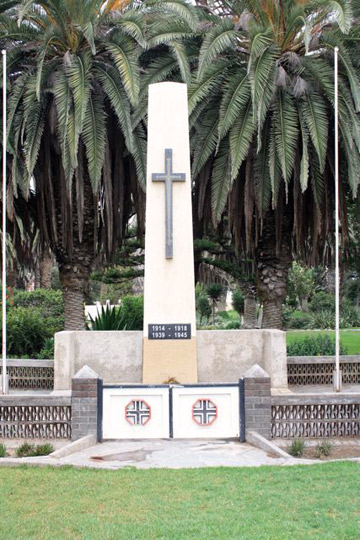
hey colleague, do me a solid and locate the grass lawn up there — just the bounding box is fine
[287,329,360,355]
[0,463,359,539]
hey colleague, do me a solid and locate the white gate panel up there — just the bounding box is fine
[102,387,169,439]
[172,386,239,438]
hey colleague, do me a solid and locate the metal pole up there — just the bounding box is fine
[1,49,7,394]
[334,46,341,392]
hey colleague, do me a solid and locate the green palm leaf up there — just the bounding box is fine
[132,123,147,190]
[67,51,92,157]
[95,63,133,152]
[274,90,299,184]
[229,100,255,181]
[218,71,250,140]
[192,108,219,178]
[299,90,328,174]
[104,34,140,106]
[53,70,73,180]
[197,18,238,81]
[188,59,229,114]
[82,93,106,190]
[211,138,232,223]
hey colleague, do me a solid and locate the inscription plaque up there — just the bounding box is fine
[148,324,191,340]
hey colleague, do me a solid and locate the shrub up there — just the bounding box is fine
[87,305,128,330]
[288,439,306,457]
[13,289,64,319]
[87,296,144,331]
[121,296,143,330]
[232,290,244,316]
[224,320,241,329]
[311,310,335,329]
[197,295,212,325]
[309,292,335,312]
[286,310,314,329]
[287,334,348,356]
[15,442,54,457]
[0,443,6,458]
[0,307,53,357]
[15,442,35,458]
[36,338,55,359]
[314,441,333,459]
[33,443,54,456]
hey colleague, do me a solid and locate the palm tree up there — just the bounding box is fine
[191,0,360,328]
[0,0,196,329]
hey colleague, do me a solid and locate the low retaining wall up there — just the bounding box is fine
[0,395,71,439]
[54,329,287,390]
[287,355,360,385]
[0,359,54,391]
[271,393,360,439]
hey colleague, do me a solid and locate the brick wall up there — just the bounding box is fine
[71,369,101,441]
[244,375,271,439]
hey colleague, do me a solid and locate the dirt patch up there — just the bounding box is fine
[303,445,360,460]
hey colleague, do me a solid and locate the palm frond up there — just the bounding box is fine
[211,137,232,223]
[299,90,328,174]
[273,89,299,184]
[104,34,140,105]
[82,92,106,190]
[229,99,254,180]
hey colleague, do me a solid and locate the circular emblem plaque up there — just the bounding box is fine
[125,399,151,426]
[192,398,218,426]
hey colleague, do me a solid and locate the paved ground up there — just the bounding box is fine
[0,438,319,470]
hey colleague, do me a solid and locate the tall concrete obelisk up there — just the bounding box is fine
[142,82,197,384]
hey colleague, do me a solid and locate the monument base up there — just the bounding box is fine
[142,338,197,384]
[54,330,288,391]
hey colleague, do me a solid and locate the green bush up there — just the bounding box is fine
[287,334,348,356]
[314,441,333,459]
[286,310,314,329]
[310,309,335,329]
[87,296,143,331]
[0,307,54,358]
[288,439,306,457]
[0,443,6,458]
[36,338,55,359]
[224,320,241,329]
[309,292,335,312]
[13,289,64,319]
[121,296,143,330]
[33,443,54,456]
[0,289,64,358]
[232,290,244,316]
[197,295,211,325]
[15,442,54,457]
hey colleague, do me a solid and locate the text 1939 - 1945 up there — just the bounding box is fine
[148,324,191,340]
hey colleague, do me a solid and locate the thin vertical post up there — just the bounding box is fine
[334,46,341,392]
[1,49,7,394]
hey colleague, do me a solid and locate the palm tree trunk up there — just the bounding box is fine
[243,294,257,328]
[256,210,292,330]
[60,266,89,330]
[240,281,257,328]
[39,252,54,289]
[54,165,95,331]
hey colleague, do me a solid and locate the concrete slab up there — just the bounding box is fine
[56,439,306,470]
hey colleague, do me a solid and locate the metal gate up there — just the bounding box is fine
[101,383,243,440]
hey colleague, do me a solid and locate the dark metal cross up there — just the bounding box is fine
[152,148,186,259]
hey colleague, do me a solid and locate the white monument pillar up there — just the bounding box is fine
[142,82,197,384]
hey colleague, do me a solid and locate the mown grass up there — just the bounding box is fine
[287,329,360,355]
[0,463,359,539]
